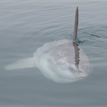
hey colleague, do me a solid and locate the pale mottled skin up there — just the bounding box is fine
[34,39,91,83]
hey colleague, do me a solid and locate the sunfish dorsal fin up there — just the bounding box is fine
[73,7,79,43]
[73,7,80,69]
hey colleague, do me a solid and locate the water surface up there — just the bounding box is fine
[0,1,107,107]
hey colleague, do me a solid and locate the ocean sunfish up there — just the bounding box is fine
[5,7,92,83]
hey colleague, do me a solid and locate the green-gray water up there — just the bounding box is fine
[0,1,107,107]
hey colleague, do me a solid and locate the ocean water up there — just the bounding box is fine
[0,1,107,107]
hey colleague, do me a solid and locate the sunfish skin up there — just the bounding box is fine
[34,39,91,83]
[5,7,92,83]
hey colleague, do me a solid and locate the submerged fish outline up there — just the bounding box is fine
[5,7,92,83]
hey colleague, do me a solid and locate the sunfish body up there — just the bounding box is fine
[5,7,92,83]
